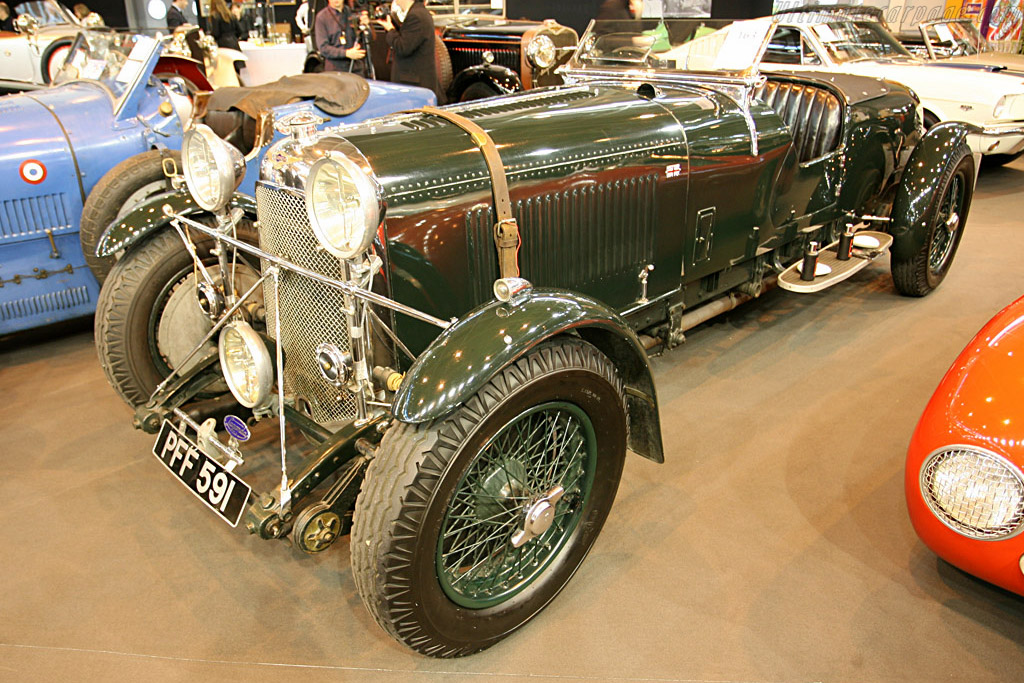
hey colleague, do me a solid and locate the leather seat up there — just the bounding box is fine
[753,80,842,163]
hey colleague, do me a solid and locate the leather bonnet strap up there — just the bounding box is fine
[417,105,520,279]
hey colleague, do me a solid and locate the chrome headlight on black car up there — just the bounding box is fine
[219,321,273,408]
[526,34,557,69]
[182,124,246,212]
[305,156,380,260]
[921,445,1024,540]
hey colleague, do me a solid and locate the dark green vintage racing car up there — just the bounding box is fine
[95,18,978,657]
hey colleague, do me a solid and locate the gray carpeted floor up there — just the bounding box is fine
[2,159,1023,682]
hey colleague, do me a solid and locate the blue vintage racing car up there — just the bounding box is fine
[0,30,435,337]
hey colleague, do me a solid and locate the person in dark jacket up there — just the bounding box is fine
[376,0,437,94]
[209,0,245,50]
[315,0,367,74]
[0,3,16,32]
[597,0,643,20]
[167,0,188,30]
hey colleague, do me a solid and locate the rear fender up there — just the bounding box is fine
[890,121,975,262]
[154,55,215,92]
[392,289,664,463]
[94,188,257,258]
[448,64,521,101]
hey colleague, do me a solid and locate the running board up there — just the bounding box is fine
[777,231,893,293]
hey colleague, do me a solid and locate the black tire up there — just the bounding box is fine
[459,81,501,103]
[95,225,258,407]
[891,144,974,297]
[435,39,452,104]
[41,39,73,84]
[351,339,627,657]
[80,150,180,284]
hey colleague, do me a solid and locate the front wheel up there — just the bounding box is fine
[95,226,260,407]
[351,339,627,657]
[80,150,180,284]
[891,144,974,297]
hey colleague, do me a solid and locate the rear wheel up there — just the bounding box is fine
[891,145,973,297]
[80,150,180,284]
[351,339,627,657]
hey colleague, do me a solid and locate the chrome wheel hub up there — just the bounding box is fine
[512,485,565,548]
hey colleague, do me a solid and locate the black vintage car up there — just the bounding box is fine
[437,15,578,101]
[95,18,976,657]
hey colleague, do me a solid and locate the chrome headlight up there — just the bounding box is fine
[182,124,245,212]
[921,445,1024,540]
[218,321,273,408]
[305,156,380,260]
[526,34,557,69]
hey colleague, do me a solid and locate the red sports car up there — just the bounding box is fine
[907,294,1024,595]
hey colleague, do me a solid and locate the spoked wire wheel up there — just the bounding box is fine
[437,401,596,609]
[891,143,974,297]
[928,171,964,276]
[352,339,627,657]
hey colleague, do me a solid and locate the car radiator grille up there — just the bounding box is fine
[448,45,520,75]
[255,184,357,425]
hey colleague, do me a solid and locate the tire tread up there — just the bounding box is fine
[351,339,625,657]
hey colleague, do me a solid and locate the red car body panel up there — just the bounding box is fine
[906,294,1024,595]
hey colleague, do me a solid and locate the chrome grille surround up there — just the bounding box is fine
[920,445,1024,540]
[255,182,357,425]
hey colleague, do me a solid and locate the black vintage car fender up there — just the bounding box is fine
[94,189,258,258]
[448,63,521,101]
[889,121,975,262]
[391,289,665,463]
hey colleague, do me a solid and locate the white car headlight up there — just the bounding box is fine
[305,156,380,260]
[182,124,245,212]
[526,34,557,69]
[218,321,273,408]
[994,95,1008,119]
[920,445,1024,539]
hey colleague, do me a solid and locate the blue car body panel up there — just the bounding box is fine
[0,50,434,337]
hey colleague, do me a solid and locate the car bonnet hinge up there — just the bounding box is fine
[417,106,520,279]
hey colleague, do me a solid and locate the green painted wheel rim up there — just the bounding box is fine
[436,401,597,609]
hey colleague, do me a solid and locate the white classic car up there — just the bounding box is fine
[0,0,91,91]
[899,18,1024,71]
[763,7,1024,165]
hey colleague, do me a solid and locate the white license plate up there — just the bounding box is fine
[152,420,252,527]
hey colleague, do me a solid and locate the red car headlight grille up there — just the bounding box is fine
[920,446,1024,540]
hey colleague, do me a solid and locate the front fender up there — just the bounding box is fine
[890,121,975,262]
[95,188,257,258]
[448,63,522,100]
[392,289,664,462]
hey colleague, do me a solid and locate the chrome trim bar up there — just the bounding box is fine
[167,211,453,330]
[980,124,1024,137]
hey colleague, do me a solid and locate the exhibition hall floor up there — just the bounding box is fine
[3,159,1024,682]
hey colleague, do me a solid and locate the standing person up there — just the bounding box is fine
[0,3,16,32]
[376,0,437,93]
[210,0,245,50]
[167,0,189,29]
[231,0,253,37]
[295,0,309,37]
[597,0,643,20]
[315,0,367,74]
